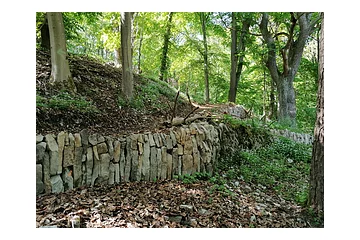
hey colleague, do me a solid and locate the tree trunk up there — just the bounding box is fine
[121,12,133,100]
[308,13,324,217]
[159,12,174,81]
[40,14,50,50]
[260,12,320,127]
[269,77,277,120]
[200,12,210,103]
[228,13,250,103]
[228,12,238,103]
[276,75,297,124]
[47,12,76,94]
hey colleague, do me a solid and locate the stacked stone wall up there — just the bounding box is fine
[36,122,221,195]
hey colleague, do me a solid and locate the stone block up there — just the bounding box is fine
[36,142,46,164]
[50,175,64,194]
[36,164,44,195]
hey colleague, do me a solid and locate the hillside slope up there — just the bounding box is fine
[36,50,192,136]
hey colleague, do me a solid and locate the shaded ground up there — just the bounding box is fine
[36,50,192,136]
[36,179,314,228]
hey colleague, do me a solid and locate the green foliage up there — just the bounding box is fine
[36,91,99,113]
[176,172,212,184]
[217,137,311,204]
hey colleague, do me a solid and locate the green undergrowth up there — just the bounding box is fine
[118,77,186,112]
[217,137,312,205]
[36,91,99,113]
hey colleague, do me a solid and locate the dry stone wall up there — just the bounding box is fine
[36,122,222,195]
[270,129,313,145]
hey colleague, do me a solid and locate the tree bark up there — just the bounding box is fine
[229,12,238,103]
[47,12,76,93]
[228,13,250,103]
[40,14,50,50]
[260,12,320,127]
[121,12,134,100]
[308,12,324,216]
[159,12,174,81]
[200,12,210,103]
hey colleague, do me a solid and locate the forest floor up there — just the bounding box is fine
[36,50,322,228]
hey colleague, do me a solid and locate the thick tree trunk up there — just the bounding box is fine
[269,77,277,120]
[260,12,320,127]
[308,13,324,216]
[159,12,174,81]
[47,12,76,93]
[200,12,210,103]
[121,12,133,100]
[276,75,297,125]
[40,15,50,50]
[228,13,250,103]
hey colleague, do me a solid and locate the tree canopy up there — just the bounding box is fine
[36,12,320,133]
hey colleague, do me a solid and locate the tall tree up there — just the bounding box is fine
[47,12,76,93]
[260,12,320,126]
[308,12,324,216]
[228,13,250,103]
[40,14,50,50]
[159,12,174,81]
[121,12,133,100]
[200,12,210,103]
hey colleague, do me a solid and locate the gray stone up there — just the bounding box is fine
[109,163,115,185]
[166,135,172,150]
[57,131,66,169]
[82,154,86,163]
[106,137,114,160]
[178,156,182,176]
[156,148,162,179]
[170,131,177,147]
[36,164,44,195]
[99,153,110,183]
[42,152,51,193]
[113,140,121,162]
[68,133,75,146]
[97,135,105,143]
[150,147,157,181]
[36,134,44,143]
[50,175,64,193]
[148,133,155,147]
[130,134,138,150]
[180,205,193,212]
[85,147,93,185]
[198,208,212,216]
[62,168,73,191]
[142,140,150,181]
[73,146,83,187]
[45,134,60,175]
[177,144,183,155]
[182,154,193,175]
[138,141,143,155]
[114,163,120,183]
[91,156,100,186]
[36,142,47,164]
[63,135,75,168]
[93,145,100,161]
[89,134,98,146]
[49,151,59,176]
[130,149,139,181]
[153,133,160,147]
[160,147,167,180]
[183,135,193,155]
[80,129,89,148]
[97,142,108,155]
[74,133,82,148]
[138,134,144,143]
